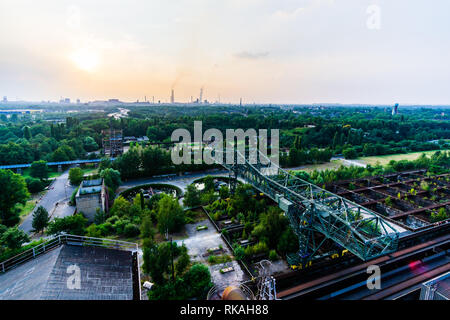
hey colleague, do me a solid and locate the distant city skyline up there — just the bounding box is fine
[1,0,450,105]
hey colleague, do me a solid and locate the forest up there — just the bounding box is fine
[0,105,449,168]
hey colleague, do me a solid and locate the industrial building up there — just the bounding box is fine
[75,178,108,221]
[0,235,139,300]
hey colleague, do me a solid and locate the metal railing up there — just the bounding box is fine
[0,234,138,274]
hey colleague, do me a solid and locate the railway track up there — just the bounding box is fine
[277,233,450,300]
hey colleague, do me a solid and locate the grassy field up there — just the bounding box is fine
[359,150,448,166]
[17,199,38,218]
[21,168,62,179]
[288,159,345,173]
[82,167,99,176]
[20,165,98,180]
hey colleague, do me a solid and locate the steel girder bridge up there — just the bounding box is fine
[212,147,400,265]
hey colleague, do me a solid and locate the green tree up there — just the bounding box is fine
[116,147,141,179]
[203,176,215,192]
[143,240,173,284]
[183,264,213,299]
[100,168,121,190]
[83,136,99,152]
[52,145,76,161]
[0,169,30,226]
[46,214,87,235]
[176,248,190,276]
[25,177,45,193]
[110,196,132,217]
[1,227,30,250]
[252,206,288,249]
[277,228,299,255]
[219,185,230,200]
[156,194,185,234]
[32,206,49,233]
[98,158,112,171]
[343,148,358,159]
[183,184,201,208]
[23,126,32,140]
[140,214,155,239]
[68,167,84,186]
[30,160,48,180]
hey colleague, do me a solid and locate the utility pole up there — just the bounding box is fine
[167,228,175,282]
[170,235,175,282]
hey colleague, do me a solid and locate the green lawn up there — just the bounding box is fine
[359,150,449,166]
[20,168,63,179]
[17,199,37,218]
[289,159,345,173]
[82,167,99,176]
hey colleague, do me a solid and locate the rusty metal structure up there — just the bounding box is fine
[325,170,450,233]
[212,147,400,265]
[102,129,123,157]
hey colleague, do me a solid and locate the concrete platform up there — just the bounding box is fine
[0,245,134,300]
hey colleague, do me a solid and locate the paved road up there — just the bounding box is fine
[19,170,76,234]
[341,159,367,168]
[117,169,230,194]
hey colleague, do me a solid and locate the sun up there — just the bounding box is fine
[70,48,99,72]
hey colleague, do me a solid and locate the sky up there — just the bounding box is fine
[0,0,449,105]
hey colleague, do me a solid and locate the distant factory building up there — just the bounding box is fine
[392,103,399,115]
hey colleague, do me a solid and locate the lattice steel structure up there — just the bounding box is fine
[102,129,123,157]
[213,147,400,265]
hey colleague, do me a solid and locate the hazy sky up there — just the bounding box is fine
[0,0,449,104]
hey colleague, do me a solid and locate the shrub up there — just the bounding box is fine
[431,208,448,223]
[47,214,87,235]
[86,224,102,237]
[1,227,30,250]
[68,167,84,186]
[124,223,140,237]
[269,250,278,261]
[156,194,185,234]
[233,245,245,260]
[113,218,129,235]
[94,208,106,224]
[26,177,46,193]
[97,222,114,236]
[69,187,79,206]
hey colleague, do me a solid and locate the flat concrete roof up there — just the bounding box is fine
[0,245,134,300]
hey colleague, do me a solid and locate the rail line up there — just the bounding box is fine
[277,233,450,300]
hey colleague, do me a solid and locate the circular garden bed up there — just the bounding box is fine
[119,183,182,201]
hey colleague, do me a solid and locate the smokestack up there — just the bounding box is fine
[199,87,203,104]
[170,89,174,104]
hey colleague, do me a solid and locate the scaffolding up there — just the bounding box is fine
[102,129,123,157]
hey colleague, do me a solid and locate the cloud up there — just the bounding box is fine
[272,7,306,20]
[271,0,335,20]
[233,51,269,60]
